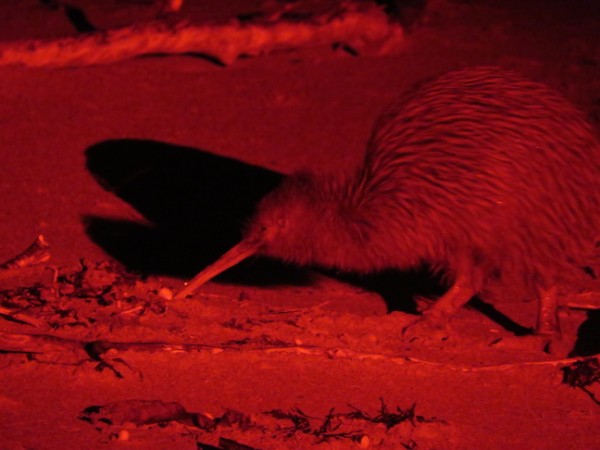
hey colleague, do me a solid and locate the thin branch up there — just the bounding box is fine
[0,5,403,68]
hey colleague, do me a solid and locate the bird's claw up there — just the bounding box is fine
[401,314,451,342]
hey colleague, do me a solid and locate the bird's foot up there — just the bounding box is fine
[401,313,451,343]
[539,333,571,357]
[492,333,570,357]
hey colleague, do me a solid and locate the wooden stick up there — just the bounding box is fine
[0,235,50,271]
[0,235,50,327]
[0,306,43,327]
[0,5,403,68]
[0,330,596,373]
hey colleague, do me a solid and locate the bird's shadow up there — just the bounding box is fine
[84,138,308,284]
[84,139,440,312]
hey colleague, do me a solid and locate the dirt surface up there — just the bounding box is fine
[1,1,600,449]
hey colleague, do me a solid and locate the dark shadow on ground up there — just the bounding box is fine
[85,138,310,285]
[332,269,446,314]
[570,309,600,357]
[468,297,533,336]
[84,139,470,315]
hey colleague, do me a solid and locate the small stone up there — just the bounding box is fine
[158,287,173,300]
[117,429,130,441]
[360,435,370,448]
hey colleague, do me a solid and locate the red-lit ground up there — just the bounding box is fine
[1,1,599,449]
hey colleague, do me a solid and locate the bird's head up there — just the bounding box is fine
[174,173,325,299]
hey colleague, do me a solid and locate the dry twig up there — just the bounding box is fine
[0,235,50,272]
[0,4,402,68]
[0,235,50,326]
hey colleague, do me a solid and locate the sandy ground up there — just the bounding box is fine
[1,1,600,449]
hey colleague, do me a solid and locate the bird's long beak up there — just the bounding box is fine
[174,238,261,300]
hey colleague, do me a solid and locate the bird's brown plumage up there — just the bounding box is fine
[178,67,600,335]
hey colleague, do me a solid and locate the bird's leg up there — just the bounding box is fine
[536,285,560,336]
[499,286,566,355]
[535,285,569,355]
[402,272,476,339]
[422,273,476,322]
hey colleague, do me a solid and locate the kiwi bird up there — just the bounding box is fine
[175,66,600,337]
